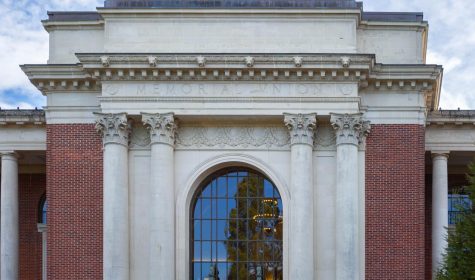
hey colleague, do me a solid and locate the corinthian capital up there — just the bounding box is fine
[284,113,317,146]
[142,113,177,146]
[330,113,371,146]
[94,113,130,146]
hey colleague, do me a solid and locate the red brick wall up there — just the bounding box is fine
[19,173,46,279]
[366,124,426,279]
[425,174,432,280]
[46,124,103,279]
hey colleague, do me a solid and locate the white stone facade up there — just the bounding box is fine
[2,1,474,280]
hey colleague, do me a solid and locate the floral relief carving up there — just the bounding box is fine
[142,113,177,146]
[330,113,371,146]
[314,125,337,150]
[176,127,290,149]
[129,125,151,148]
[94,112,130,146]
[283,113,317,146]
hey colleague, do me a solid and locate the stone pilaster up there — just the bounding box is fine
[284,113,317,279]
[142,113,177,279]
[331,113,370,280]
[95,113,130,280]
[432,152,449,278]
[1,151,19,280]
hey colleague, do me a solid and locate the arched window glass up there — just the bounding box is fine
[191,168,283,280]
[42,200,48,224]
[38,194,47,224]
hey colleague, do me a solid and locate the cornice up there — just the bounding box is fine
[426,110,475,127]
[97,8,363,17]
[0,110,46,126]
[21,53,443,110]
[20,64,100,95]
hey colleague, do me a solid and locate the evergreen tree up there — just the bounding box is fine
[437,163,475,280]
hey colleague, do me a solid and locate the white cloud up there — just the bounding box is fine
[0,0,102,109]
[1,0,474,109]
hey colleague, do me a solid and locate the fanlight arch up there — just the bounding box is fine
[191,167,283,280]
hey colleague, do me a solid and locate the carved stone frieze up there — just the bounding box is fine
[129,125,151,148]
[314,125,337,150]
[142,113,177,146]
[283,113,317,146]
[94,112,129,146]
[176,127,290,149]
[330,113,371,146]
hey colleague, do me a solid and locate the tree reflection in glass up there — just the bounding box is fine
[191,169,283,280]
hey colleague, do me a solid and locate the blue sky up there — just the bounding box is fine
[1,0,474,109]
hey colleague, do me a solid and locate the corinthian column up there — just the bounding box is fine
[142,113,177,280]
[331,113,370,280]
[1,151,19,280]
[284,113,317,279]
[95,113,130,280]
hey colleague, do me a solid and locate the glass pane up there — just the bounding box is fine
[216,220,227,240]
[264,180,274,198]
[201,220,211,240]
[216,199,227,219]
[217,242,227,261]
[201,242,212,261]
[194,199,202,219]
[193,263,201,280]
[228,177,238,198]
[228,199,237,219]
[193,220,201,240]
[193,242,201,261]
[202,183,212,197]
[217,177,227,197]
[201,199,212,219]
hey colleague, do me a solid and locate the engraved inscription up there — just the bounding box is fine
[102,82,356,98]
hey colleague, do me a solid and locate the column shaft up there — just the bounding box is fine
[95,113,130,280]
[103,144,129,280]
[335,144,359,280]
[289,144,314,279]
[284,113,316,279]
[1,152,19,280]
[142,112,177,279]
[331,113,370,280]
[432,153,449,276]
[150,144,175,278]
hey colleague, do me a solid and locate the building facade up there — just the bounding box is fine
[1,0,473,279]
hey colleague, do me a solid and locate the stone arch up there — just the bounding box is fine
[176,153,289,279]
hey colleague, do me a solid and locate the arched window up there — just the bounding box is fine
[38,194,47,224]
[191,168,283,280]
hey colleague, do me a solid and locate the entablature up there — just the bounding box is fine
[21,53,442,110]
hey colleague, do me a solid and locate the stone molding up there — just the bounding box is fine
[21,54,443,109]
[330,113,371,146]
[141,113,177,146]
[94,112,129,146]
[284,113,317,146]
[176,126,290,149]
